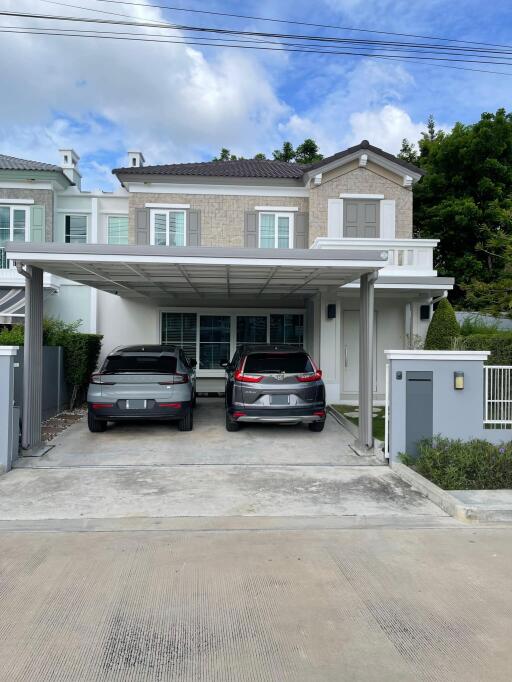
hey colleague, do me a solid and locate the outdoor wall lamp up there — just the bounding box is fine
[454,371,464,390]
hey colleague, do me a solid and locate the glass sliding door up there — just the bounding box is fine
[236,315,267,347]
[270,314,304,346]
[161,312,197,362]
[199,315,231,369]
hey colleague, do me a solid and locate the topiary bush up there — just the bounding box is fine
[401,436,512,489]
[424,298,460,350]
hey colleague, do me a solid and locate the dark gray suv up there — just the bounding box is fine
[221,345,326,432]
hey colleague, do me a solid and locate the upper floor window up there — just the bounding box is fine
[259,212,293,249]
[65,215,87,244]
[107,215,129,245]
[150,210,186,246]
[0,206,29,243]
[343,200,379,238]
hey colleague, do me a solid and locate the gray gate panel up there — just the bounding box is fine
[406,371,433,457]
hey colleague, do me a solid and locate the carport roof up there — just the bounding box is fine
[6,243,388,306]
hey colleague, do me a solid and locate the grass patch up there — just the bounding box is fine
[400,437,512,490]
[331,404,386,441]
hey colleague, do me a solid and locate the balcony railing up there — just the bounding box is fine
[312,238,439,276]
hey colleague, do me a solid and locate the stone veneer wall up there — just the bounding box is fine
[0,188,54,241]
[308,161,413,245]
[128,193,309,246]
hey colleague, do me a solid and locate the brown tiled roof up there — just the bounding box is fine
[112,141,424,179]
[0,153,62,172]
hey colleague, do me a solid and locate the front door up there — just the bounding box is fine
[342,310,377,394]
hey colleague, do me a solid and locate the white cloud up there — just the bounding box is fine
[347,105,426,153]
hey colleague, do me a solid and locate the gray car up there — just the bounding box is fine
[221,345,326,432]
[87,345,196,432]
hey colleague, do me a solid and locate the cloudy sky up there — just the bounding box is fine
[1,0,511,188]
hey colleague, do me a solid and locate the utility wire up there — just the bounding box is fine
[89,0,512,51]
[6,9,512,60]
[4,25,512,76]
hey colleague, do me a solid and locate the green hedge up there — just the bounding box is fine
[0,319,102,407]
[401,436,512,490]
[453,332,512,365]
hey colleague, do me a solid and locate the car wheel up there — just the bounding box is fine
[191,391,197,408]
[308,420,325,432]
[178,409,193,431]
[225,412,241,432]
[88,410,107,433]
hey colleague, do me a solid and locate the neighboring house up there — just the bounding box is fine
[2,140,453,403]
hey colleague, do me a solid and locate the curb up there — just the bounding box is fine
[390,461,512,523]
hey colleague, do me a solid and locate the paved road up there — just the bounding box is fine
[1,525,511,681]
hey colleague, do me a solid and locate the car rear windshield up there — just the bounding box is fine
[103,355,178,374]
[244,352,313,374]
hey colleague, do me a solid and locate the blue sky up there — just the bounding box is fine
[1,0,511,189]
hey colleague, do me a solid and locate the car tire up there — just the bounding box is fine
[88,410,107,433]
[308,420,325,432]
[178,409,193,431]
[191,391,197,408]
[225,413,241,432]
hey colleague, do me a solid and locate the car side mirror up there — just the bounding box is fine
[220,360,230,369]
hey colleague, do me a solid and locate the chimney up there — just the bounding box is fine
[127,151,145,168]
[59,149,81,189]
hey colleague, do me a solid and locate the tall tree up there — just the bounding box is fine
[398,138,419,164]
[413,108,512,308]
[253,152,267,160]
[213,148,237,161]
[273,141,295,162]
[294,138,324,164]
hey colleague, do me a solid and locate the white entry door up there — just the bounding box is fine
[342,310,378,394]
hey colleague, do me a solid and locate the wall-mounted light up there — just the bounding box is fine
[454,371,464,390]
[326,303,336,319]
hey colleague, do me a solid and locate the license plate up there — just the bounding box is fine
[126,399,147,409]
[270,394,290,405]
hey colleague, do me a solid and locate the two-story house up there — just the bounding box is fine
[3,141,453,436]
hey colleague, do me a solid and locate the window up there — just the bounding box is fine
[236,316,267,346]
[65,215,87,244]
[259,212,293,248]
[103,355,178,374]
[270,314,304,346]
[107,216,129,244]
[199,315,230,369]
[244,352,312,374]
[151,210,186,246]
[161,312,197,362]
[0,206,28,243]
[343,200,379,238]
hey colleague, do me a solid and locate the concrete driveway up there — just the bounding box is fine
[0,399,447,524]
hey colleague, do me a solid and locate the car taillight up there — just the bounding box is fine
[159,402,182,408]
[90,373,115,385]
[296,369,322,383]
[234,369,262,383]
[233,411,246,419]
[91,403,113,409]
[158,373,189,385]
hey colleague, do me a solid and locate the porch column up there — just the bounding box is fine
[357,272,376,449]
[22,265,44,452]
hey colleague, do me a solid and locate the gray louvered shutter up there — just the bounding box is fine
[135,208,150,245]
[187,210,201,246]
[244,211,258,248]
[30,205,45,242]
[294,212,309,249]
[343,200,378,238]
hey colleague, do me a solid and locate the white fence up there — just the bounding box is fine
[484,366,512,426]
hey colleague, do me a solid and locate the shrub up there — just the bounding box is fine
[424,298,460,350]
[453,332,512,365]
[459,314,501,336]
[0,318,102,408]
[400,436,512,490]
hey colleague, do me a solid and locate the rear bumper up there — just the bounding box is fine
[228,405,326,424]
[88,401,191,421]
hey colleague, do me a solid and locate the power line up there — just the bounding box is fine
[89,0,512,51]
[6,9,512,61]
[4,25,512,76]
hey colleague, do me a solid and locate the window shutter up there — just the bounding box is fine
[294,212,309,249]
[327,199,343,238]
[30,205,45,242]
[188,210,201,246]
[380,200,395,239]
[244,211,258,248]
[135,208,150,245]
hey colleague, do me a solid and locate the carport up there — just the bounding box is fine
[5,242,388,455]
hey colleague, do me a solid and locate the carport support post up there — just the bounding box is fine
[357,272,376,450]
[21,265,44,452]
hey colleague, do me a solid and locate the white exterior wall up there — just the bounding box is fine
[55,190,128,244]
